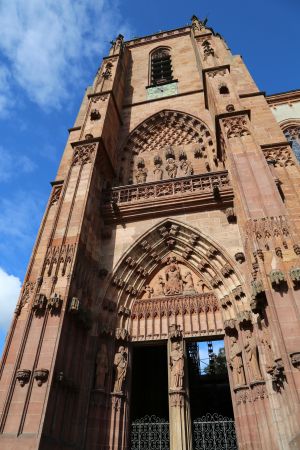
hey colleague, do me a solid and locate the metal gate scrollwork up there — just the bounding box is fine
[130,415,169,450]
[193,413,238,450]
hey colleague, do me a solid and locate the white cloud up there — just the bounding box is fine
[0,267,21,332]
[0,146,36,182]
[0,0,133,113]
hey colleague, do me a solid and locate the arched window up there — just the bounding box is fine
[284,125,300,162]
[151,48,173,85]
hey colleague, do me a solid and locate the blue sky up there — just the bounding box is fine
[0,0,299,355]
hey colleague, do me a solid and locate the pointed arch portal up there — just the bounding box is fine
[104,219,249,450]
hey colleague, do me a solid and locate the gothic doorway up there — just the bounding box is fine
[105,219,252,450]
[187,339,238,450]
[130,344,169,450]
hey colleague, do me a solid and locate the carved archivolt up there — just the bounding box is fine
[100,219,250,341]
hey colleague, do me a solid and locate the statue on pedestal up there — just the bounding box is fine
[170,341,184,389]
[229,336,246,387]
[113,346,128,393]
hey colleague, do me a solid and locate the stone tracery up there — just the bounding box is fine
[119,110,217,185]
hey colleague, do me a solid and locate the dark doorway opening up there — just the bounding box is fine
[131,344,169,420]
[187,339,234,419]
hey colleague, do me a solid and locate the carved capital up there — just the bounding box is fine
[250,380,268,401]
[169,390,185,408]
[290,352,300,369]
[32,293,47,311]
[234,385,251,405]
[115,328,129,341]
[16,369,31,387]
[33,368,49,386]
[47,293,62,311]
[235,252,245,264]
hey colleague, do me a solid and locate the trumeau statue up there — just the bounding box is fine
[170,341,184,389]
[113,346,128,393]
[244,329,262,381]
[95,343,109,390]
[165,257,183,295]
[229,336,246,387]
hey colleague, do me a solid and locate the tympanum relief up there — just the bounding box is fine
[139,256,210,299]
[131,256,222,341]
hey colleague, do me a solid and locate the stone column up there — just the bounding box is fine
[168,325,192,450]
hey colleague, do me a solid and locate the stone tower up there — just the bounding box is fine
[1,15,300,450]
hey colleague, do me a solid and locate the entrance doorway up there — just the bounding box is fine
[130,344,169,450]
[187,339,238,450]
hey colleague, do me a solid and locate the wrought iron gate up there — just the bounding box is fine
[130,415,169,450]
[193,413,238,450]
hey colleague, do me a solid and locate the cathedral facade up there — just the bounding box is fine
[1,16,300,450]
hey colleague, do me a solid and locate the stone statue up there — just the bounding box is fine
[165,257,183,295]
[144,284,154,299]
[261,324,275,374]
[135,167,148,184]
[229,336,246,387]
[154,275,165,296]
[113,346,128,393]
[153,163,164,181]
[170,341,184,389]
[244,330,262,381]
[95,343,109,390]
[183,271,195,292]
[165,158,178,178]
[180,159,193,176]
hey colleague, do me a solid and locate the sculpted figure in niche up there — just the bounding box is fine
[165,158,178,179]
[170,341,184,389]
[261,324,275,374]
[183,271,196,292]
[155,275,165,296]
[180,159,193,176]
[153,162,164,181]
[229,336,246,387]
[244,330,262,381]
[165,257,183,295]
[113,346,128,393]
[144,284,154,299]
[135,167,148,184]
[95,343,109,390]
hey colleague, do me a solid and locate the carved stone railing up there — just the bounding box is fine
[103,171,231,205]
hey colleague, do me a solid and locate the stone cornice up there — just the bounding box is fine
[125,26,191,48]
[266,89,300,106]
